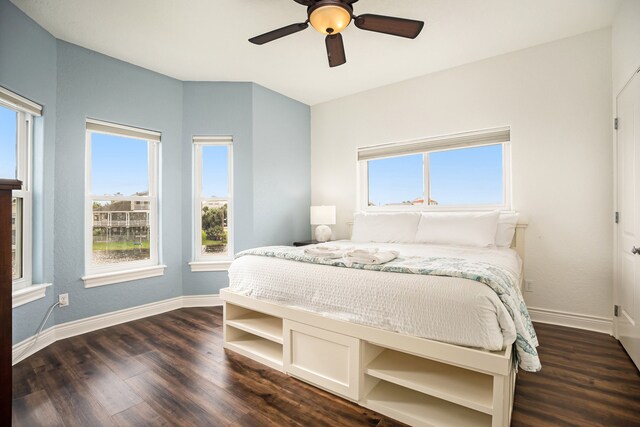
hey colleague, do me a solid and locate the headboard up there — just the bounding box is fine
[512,221,527,262]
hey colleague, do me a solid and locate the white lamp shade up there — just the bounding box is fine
[310,205,336,225]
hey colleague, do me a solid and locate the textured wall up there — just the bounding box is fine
[251,83,311,246]
[180,82,254,296]
[311,29,613,319]
[0,0,57,342]
[53,41,184,324]
[3,2,311,341]
[180,82,310,296]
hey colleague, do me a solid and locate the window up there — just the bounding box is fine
[359,127,511,210]
[83,119,163,287]
[0,86,41,292]
[190,136,233,271]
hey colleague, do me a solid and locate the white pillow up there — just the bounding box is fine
[495,212,520,247]
[351,212,421,243]
[414,211,500,247]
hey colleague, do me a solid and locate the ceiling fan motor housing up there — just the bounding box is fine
[308,0,353,35]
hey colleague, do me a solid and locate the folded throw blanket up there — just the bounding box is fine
[344,248,399,265]
[304,244,349,259]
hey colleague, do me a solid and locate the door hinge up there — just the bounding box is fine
[615,212,619,224]
[614,117,619,130]
[614,305,620,317]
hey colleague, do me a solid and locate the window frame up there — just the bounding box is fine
[1,86,49,307]
[0,96,34,292]
[83,119,163,287]
[358,128,512,212]
[190,136,234,271]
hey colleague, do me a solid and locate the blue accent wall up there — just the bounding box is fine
[0,0,311,344]
[180,83,311,296]
[53,41,184,324]
[181,82,253,295]
[1,0,57,342]
[251,84,311,246]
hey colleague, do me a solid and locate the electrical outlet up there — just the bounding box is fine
[58,293,69,307]
[524,280,533,292]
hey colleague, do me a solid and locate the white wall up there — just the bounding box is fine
[612,0,640,97]
[311,29,613,319]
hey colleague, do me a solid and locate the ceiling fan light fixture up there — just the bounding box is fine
[250,0,424,68]
[309,3,352,35]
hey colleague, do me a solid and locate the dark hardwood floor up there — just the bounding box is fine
[12,307,640,426]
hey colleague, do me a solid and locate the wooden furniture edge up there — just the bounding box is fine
[0,179,22,191]
[1,179,20,426]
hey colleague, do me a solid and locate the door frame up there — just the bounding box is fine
[613,65,640,340]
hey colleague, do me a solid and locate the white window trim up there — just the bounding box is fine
[191,136,233,271]
[188,260,232,272]
[357,128,512,212]
[0,86,42,116]
[1,87,44,306]
[0,98,36,293]
[83,120,162,287]
[82,265,167,288]
[12,283,51,308]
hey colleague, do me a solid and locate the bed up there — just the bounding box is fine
[221,212,536,427]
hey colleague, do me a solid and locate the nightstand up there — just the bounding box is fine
[293,240,319,247]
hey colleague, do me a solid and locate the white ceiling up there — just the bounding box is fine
[12,0,620,105]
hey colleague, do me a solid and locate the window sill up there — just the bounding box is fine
[12,283,51,308]
[82,265,167,288]
[189,260,232,272]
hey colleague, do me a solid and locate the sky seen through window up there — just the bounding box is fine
[0,105,17,179]
[368,144,503,206]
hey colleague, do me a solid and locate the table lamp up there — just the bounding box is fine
[310,205,336,242]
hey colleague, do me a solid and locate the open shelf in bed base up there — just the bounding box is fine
[222,288,517,427]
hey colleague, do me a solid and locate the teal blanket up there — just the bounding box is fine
[237,246,541,372]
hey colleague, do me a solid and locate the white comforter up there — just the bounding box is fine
[228,241,522,351]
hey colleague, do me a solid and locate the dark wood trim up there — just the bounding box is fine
[2,179,20,426]
[0,179,22,191]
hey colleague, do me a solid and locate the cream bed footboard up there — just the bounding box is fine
[221,288,516,427]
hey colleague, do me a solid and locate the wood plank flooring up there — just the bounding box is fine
[12,307,640,426]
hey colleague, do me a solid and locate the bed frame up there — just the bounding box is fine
[221,222,527,427]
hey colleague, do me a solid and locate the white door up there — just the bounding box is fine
[616,68,640,369]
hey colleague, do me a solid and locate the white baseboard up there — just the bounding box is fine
[182,294,222,307]
[528,306,612,335]
[13,294,221,365]
[11,327,56,365]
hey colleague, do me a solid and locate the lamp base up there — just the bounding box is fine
[314,225,332,242]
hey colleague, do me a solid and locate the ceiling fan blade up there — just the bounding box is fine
[249,22,309,45]
[354,14,424,39]
[325,33,346,67]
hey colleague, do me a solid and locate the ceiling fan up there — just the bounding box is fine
[249,0,424,67]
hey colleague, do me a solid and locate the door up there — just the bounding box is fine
[616,68,640,369]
